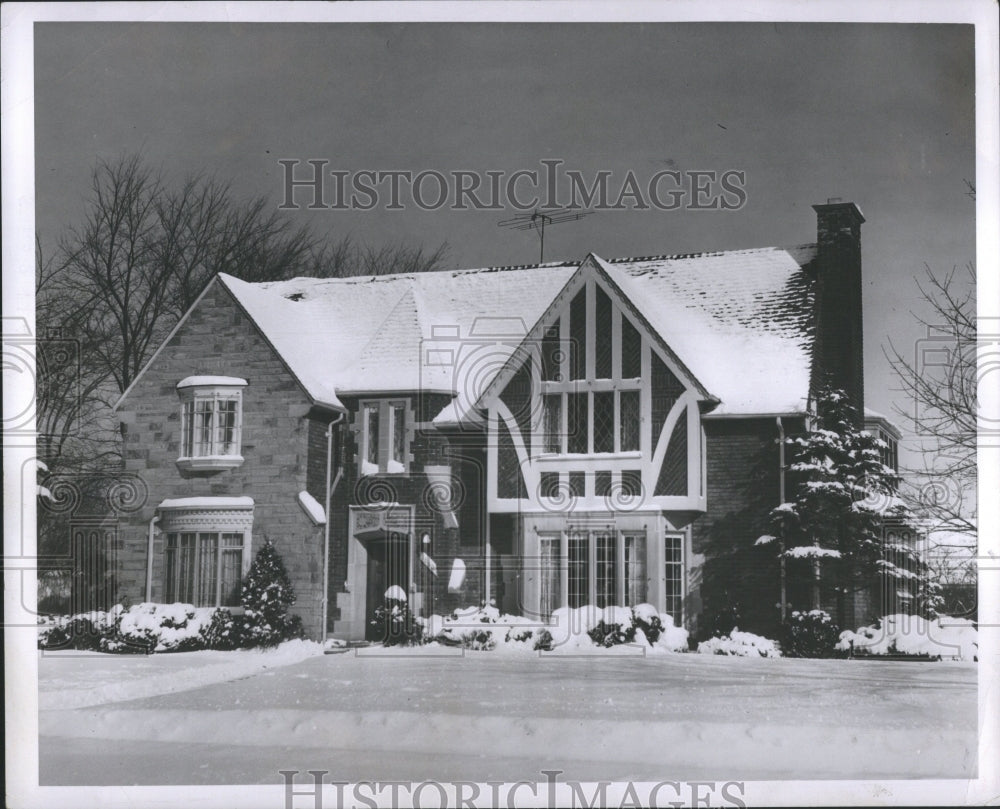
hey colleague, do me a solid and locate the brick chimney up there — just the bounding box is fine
[811,199,865,422]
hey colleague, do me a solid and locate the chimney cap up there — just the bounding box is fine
[812,200,865,224]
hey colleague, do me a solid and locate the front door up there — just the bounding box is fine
[364,531,411,641]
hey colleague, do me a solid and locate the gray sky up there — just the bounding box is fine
[34,22,977,468]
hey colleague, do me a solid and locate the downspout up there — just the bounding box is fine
[145,514,160,603]
[322,411,346,644]
[776,417,787,625]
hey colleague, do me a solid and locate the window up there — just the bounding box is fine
[542,389,640,455]
[165,532,244,607]
[624,533,647,605]
[567,531,589,608]
[595,532,617,608]
[158,496,253,609]
[539,535,561,620]
[664,534,684,624]
[541,528,658,614]
[542,394,562,454]
[177,377,246,470]
[360,399,411,475]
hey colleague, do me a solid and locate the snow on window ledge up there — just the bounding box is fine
[297,491,326,525]
[176,454,244,472]
[176,376,248,390]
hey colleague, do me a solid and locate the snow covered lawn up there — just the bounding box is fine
[38,644,977,783]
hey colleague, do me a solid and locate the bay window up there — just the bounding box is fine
[176,376,246,471]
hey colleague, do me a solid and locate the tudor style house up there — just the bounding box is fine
[114,200,881,641]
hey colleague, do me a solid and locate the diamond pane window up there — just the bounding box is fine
[594,285,613,379]
[568,471,585,498]
[595,471,612,498]
[540,472,561,499]
[651,352,684,440]
[621,317,641,379]
[541,322,562,382]
[567,393,589,454]
[542,394,562,454]
[593,391,614,453]
[655,407,688,496]
[569,289,587,380]
[619,390,640,451]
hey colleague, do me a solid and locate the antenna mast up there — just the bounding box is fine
[498,208,593,263]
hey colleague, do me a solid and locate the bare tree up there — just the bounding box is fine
[886,263,977,538]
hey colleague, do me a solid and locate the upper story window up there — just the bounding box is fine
[360,399,410,476]
[176,376,247,471]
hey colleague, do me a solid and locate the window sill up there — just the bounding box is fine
[176,455,244,472]
[535,451,643,461]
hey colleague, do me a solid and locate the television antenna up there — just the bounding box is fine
[498,207,593,263]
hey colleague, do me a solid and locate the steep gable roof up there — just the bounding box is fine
[123,243,818,421]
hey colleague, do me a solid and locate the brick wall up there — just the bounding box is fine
[692,416,805,639]
[116,279,328,637]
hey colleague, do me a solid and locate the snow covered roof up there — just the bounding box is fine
[217,243,819,421]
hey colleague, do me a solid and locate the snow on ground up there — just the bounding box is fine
[38,644,978,782]
[38,639,323,710]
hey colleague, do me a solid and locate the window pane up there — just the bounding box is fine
[664,535,683,624]
[619,390,640,451]
[624,534,647,606]
[568,472,585,498]
[165,534,178,602]
[197,534,219,607]
[622,469,642,498]
[621,317,641,378]
[567,393,588,454]
[216,400,238,455]
[568,531,589,608]
[541,322,562,382]
[594,286,613,379]
[220,535,243,607]
[569,289,587,380]
[595,532,617,608]
[195,400,213,456]
[539,536,561,620]
[540,472,560,499]
[182,402,194,456]
[365,405,380,468]
[542,394,562,453]
[595,471,612,498]
[171,533,196,604]
[390,404,406,468]
[593,391,614,453]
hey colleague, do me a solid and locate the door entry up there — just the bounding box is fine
[365,531,411,641]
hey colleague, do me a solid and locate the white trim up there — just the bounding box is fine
[177,375,247,389]
[158,496,254,510]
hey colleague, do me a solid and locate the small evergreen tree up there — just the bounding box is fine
[757,389,940,626]
[239,537,304,647]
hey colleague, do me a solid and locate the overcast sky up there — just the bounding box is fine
[34,21,976,467]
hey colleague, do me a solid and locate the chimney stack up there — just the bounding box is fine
[811,200,865,422]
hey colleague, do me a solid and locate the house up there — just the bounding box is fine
[113,200,882,641]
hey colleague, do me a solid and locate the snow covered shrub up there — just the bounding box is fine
[371,598,424,646]
[656,619,692,653]
[532,629,554,651]
[588,606,637,647]
[38,614,106,651]
[837,614,977,661]
[697,629,781,658]
[780,610,844,658]
[108,602,214,653]
[239,538,305,648]
[632,603,664,644]
[200,608,246,651]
